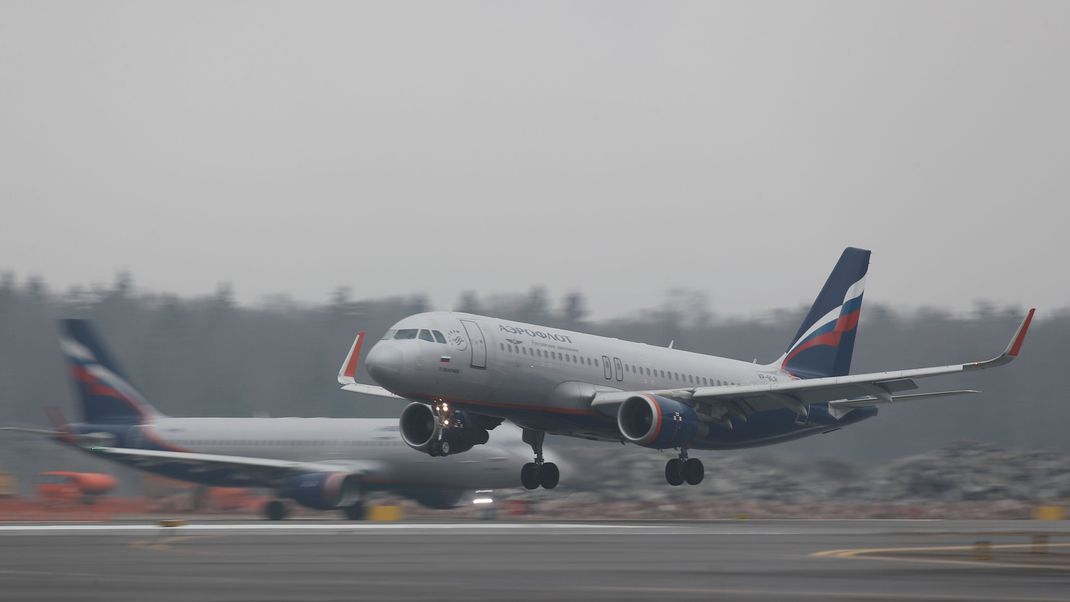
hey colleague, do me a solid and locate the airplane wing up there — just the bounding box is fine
[89,447,377,487]
[592,308,1034,426]
[0,426,63,436]
[336,330,406,399]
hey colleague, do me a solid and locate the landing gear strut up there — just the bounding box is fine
[429,401,453,457]
[665,450,704,486]
[521,429,559,490]
[342,500,366,521]
[263,499,289,521]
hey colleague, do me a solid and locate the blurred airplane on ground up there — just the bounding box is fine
[340,247,1034,490]
[36,471,117,502]
[1,320,530,520]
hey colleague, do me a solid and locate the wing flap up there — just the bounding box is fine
[828,389,979,409]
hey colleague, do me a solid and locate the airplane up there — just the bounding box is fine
[338,247,1035,490]
[1,320,532,520]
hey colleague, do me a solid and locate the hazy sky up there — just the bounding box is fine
[2,1,1067,319]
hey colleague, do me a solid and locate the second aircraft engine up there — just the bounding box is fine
[399,402,489,456]
[617,394,705,449]
[280,472,361,510]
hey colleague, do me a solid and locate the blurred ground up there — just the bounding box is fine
[1,520,1068,601]
[3,440,1065,522]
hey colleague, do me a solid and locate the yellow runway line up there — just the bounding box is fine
[812,542,1070,571]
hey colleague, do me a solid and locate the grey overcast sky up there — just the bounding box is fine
[1,1,1067,318]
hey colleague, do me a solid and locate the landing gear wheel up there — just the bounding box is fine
[439,439,451,456]
[665,459,684,486]
[539,462,559,489]
[683,458,704,485]
[521,462,541,489]
[343,501,366,521]
[264,499,289,521]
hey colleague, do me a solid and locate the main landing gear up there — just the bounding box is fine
[665,450,704,486]
[342,500,366,521]
[263,499,290,521]
[520,429,559,490]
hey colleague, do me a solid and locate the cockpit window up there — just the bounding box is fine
[394,329,418,340]
[381,329,396,340]
[431,330,447,344]
[418,329,435,342]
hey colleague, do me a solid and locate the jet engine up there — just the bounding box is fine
[617,394,705,449]
[399,402,490,456]
[280,472,361,510]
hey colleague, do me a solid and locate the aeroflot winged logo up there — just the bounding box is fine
[499,324,574,344]
[448,329,468,350]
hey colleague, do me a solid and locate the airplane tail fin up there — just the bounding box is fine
[59,319,160,424]
[777,247,871,379]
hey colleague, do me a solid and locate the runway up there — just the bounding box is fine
[1,520,1068,601]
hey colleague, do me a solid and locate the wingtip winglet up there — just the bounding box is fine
[337,330,365,385]
[1006,308,1035,358]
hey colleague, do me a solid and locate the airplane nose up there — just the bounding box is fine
[366,343,403,384]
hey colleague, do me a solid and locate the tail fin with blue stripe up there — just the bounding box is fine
[60,319,160,424]
[779,247,871,379]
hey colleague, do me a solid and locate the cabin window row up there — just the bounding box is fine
[498,343,738,386]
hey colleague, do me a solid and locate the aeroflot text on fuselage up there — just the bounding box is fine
[498,324,574,344]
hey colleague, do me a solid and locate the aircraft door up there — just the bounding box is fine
[460,319,487,369]
[613,357,624,381]
[602,355,612,380]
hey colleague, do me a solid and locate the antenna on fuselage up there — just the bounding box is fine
[668,340,674,349]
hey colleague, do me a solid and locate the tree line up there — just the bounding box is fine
[0,274,1066,489]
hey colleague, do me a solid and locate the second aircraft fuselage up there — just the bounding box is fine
[364,312,876,449]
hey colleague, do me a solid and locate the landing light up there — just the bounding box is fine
[472,497,493,505]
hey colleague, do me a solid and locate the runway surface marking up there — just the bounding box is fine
[129,534,226,553]
[814,542,1070,571]
[0,522,675,533]
[0,522,849,534]
[584,585,1070,601]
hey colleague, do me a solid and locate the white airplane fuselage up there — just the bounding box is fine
[83,415,529,492]
[364,312,874,449]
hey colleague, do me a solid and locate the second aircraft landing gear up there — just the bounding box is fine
[521,429,559,490]
[665,450,704,486]
[342,500,366,521]
[263,499,290,521]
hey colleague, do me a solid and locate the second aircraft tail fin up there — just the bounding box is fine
[60,319,161,424]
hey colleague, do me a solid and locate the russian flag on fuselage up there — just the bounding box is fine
[781,247,870,379]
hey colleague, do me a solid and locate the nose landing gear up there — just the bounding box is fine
[521,429,559,490]
[665,450,704,486]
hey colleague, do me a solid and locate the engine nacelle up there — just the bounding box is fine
[399,402,489,456]
[280,472,361,510]
[617,394,704,449]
